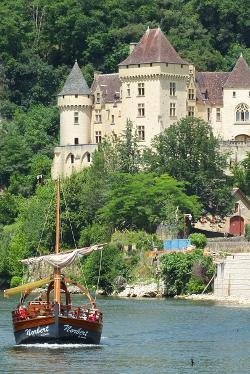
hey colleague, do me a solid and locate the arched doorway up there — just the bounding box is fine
[229,215,244,236]
[234,134,250,142]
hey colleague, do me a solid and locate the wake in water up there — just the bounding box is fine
[15,337,108,349]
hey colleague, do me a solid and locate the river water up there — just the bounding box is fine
[1,294,250,373]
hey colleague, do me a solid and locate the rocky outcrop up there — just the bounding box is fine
[117,281,165,298]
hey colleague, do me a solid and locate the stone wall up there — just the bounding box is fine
[214,253,250,298]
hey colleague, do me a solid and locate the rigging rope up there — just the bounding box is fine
[61,184,77,250]
[95,248,103,301]
[36,194,54,255]
[61,183,89,290]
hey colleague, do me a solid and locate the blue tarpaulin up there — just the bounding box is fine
[163,239,191,251]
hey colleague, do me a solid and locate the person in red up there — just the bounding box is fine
[19,306,27,319]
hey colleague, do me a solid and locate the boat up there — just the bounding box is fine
[4,180,103,345]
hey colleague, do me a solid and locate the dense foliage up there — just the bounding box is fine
[160,249,215,296]
[147,117,233,215]
[0,1,249,112]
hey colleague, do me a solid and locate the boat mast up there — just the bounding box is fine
[54,178,61,308]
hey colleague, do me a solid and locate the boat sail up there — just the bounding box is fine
[4,180,103,345]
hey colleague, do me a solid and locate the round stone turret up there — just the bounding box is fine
[58,61,93,146]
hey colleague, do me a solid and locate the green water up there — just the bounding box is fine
[1,293,250,373]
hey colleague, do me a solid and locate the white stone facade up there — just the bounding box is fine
[52,28,250,179]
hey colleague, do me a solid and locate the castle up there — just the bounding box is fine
[51,27,250,179]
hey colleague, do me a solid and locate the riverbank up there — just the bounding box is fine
[176,293,250,305]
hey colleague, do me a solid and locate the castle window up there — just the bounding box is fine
[96,92,101,104]
[111,115,115,124]
[127,84,131,97]
[137,125,145,141]
[75,94,78,98]
[170,103,176,117]
[95,110,102,123]
[138,64,140,67]
[235,103,249,122]
[74,111,79,125]
[150,63,152,67]
[70,154,74,164]
[95,131,102,143]
[216,108,221,122]
[87,153,91,162]
[188,88,195,100]
[207,108,211,122]
[74,138,79,145]
[138,103,145,117]
[170,82,176,96]
[233,91,236,98]
[138,83,145,96]
[188,106,194,117]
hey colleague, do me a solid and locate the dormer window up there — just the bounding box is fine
[96,92,101,104]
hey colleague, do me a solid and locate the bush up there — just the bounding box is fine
[245,224,250,241]
[189,233,207,249]
[10,275,22,288]
[80,244,128,294]
[160,249,215,296]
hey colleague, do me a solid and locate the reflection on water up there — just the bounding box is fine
[2,294,250,373]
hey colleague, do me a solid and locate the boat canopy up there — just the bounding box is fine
[21,244,103,269]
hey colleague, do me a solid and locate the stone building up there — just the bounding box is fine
[51,27,250,179]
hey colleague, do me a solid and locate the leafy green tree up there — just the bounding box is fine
[81,244,127,294]
[148,117,233,216]
[189,233,207,249]
[160,249,215,296]
[99,172,202,233]
[0,192,19,225]
[231,153,250,196]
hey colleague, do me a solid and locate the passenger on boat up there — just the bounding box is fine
[19,305,27,319]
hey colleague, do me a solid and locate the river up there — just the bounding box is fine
[1,294,250,373]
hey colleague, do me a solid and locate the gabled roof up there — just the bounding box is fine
[91,73,121,103]
[196,72,229,106]
[58,61,91,96]
[223,55,250,89]
[119,27,187,66]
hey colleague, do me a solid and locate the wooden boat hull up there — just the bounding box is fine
[13,316,102,345]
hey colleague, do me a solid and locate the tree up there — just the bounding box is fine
[160,249,215,296]
[148,117,233,216]
[231,153,250,196]
[99,172,202,233]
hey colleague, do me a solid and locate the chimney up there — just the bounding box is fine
[129,42,137,54]
[94,71,102,80]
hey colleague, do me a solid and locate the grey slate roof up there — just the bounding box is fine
[58,61,91,96]
[119,28,187,66]
[91,73,121,103]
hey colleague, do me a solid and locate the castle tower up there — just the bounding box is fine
[58,60,92,146]
[51,61,97,179]
[118,27,189,146]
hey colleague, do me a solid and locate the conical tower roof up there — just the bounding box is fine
[58,61,91,96]
[119,27,187,66]
[223,55,250,88]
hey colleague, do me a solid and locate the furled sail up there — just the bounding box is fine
[4,277,51,297]
[21,244,103,269]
